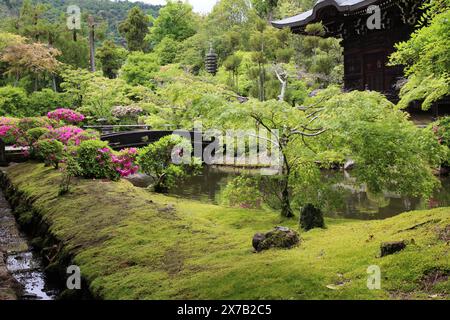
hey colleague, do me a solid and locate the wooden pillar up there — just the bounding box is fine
[88,15,96,73]
[0,139,7,166]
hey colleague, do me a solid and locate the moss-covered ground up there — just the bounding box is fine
[3,162,450,300]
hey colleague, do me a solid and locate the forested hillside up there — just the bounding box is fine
[0,0,161,42]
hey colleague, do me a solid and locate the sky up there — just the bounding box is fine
[129,0,218,14]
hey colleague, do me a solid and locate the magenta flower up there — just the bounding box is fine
[48,108,85,124]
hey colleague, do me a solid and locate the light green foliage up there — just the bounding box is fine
[292,23,343,86]
[0,86,28,117]
[137,135,202,192]
[273,0,315,19]
[389,6,450,110]
[252,0,278,19]
[28,89,72,116]
[147,1,198,46]
[0,32,25,51]
[76,140,119,181]
[26,127,50,147]
[311,88,447,197]
[60,67,153,122]
[119,6,150,52]
[120,52,160,88]
[96,40,128,79]
[220,175,263,209]
[34,138,64,168]
[223,54,243,90]
[153,37,181,65]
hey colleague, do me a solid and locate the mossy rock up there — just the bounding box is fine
[253,227,300,252]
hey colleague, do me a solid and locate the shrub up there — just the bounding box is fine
[28,90,73,116]
[59,155,81,196]
[76,140,120,181]
[47,108,85,124]
[34,139,64,169]
[18,117,57,132]
[111,148,139,177]
[137,135,202,192]
[44,126,98,146]
[0,86,28,117]
[300,204,325,231]
[26,127,50,143]
[26,127,51,156]
[111,105,143,119]
[0,122,19,145]
[220,175,262,209]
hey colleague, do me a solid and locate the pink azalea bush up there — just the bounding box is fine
[0,117,20,144]
[47,108,85,124]
[112,148,139,177]
[76,140,139,180]
[43,126,99,146]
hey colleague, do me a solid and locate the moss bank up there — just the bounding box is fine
[1,162,449,300]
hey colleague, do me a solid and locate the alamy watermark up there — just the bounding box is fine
[367,265,381,290]
[170,122,283,175]
[67,5,81,30]
[66,265,81,290]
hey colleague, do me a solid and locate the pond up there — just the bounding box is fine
[127,166,450,221]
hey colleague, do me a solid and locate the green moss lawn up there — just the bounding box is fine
[4,162,450,300]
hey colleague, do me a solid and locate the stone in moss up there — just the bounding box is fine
[300,204,325,231]
[380,241,407,257]
[253,227,299,252]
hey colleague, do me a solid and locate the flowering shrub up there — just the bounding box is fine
[74,141,138,181]
[76,140,119,180]
[112,148,139,177]
[47,108,85,124]
[0,117,57,147]
[112,105,143,119]
[0,125,19,144]
[43,126,99,146]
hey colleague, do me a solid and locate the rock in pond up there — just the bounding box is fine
[380,241,407,257]
[252,227,300,252]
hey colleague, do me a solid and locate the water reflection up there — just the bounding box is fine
[127,166,450,220]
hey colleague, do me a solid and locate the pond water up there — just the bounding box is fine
[128,166,450,220]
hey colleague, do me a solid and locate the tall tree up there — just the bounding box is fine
[252,0,278,20]
[119,7,150,52]
[147,0,198,46]
[96,40,127,79]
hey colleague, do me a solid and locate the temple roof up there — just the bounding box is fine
[271,0,380,28]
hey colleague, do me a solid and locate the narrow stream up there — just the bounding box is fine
[0,188,58,300]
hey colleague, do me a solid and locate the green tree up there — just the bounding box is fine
[96,40,128,79]
[223,54,243,91]
[119,7,150,52]
[137,135,202,192]
[252,0,278,20]
[389,1,450,110]
[120,52,160,88]
[223,89,446,217]
[153,37,181,65]
[147,1,198,46]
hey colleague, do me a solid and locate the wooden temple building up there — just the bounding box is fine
[272,0,433,104]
